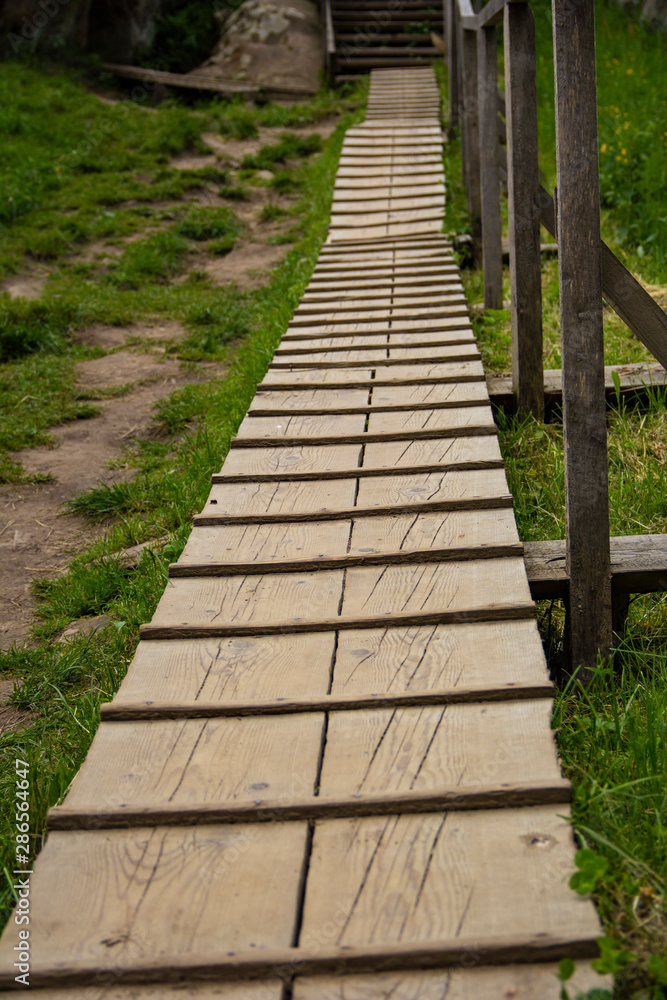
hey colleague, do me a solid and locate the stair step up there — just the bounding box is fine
[338,47,441,58]
[337,33,439,41]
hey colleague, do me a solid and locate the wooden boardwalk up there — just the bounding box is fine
[0,69,606,998]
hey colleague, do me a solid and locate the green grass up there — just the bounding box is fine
[440,9,667,994]
[0,60,367,933]
[241,133,324,172]
[0,61,366,482]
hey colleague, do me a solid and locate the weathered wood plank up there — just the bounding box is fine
[50,781,571,830]
[140,603,536,640]
[524,534,667,600]
[294,963,610,1000]
[301,807,600,948]
[59,714,323,811]
[0,825,308,976]
[477,24,503,309]
[320,700,561,796]
[553,0,612,672]
[504,3,544,417]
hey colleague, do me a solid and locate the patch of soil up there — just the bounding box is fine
[0,344,225,652]
[201,241,287,289]
[0,678,34,735]
[73,320,185,351]
[1,271,48,300]
[76,349,181,390]
[171,152,216,171]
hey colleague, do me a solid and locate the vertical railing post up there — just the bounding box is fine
[460,24,482,264]
[446,0,460,138]
[504,3,543,417]
[477,24,503,309]
[552,0,612,676]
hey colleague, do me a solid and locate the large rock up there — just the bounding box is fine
[191,0,322,93]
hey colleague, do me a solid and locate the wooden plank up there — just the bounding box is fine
[268,352,481,369]
[226,424,496,449]
[487,361,667,411]
[234,412,366,439]
[524,534,667,600]
[194,493,513,526]
[504,3,544,417]
[0,825,309,978]
[349,507,519,554]
[320,700,561,796]
[112,635,338,707]
[258,359,486,388]
[553,0,612,672]
[25,986,282,1000]
[339,558,532,619]
[107,617,552,713]
[58,714,323,812]
[219,442,363,477]
[364,403,493,434]
[147,569,345,629]
[101,685,557,722]
[193,478,358,515]
[139,603,536,640]
[460,26,482,263]
[170,544,524,578]
[50,780,571,830]
[300,807,600,948]
[0,932,604,990]
[249,386,489,413]
[477,24,503,309]
[273,337,474,355]
[294,962,610,1000]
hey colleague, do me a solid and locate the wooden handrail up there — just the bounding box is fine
[442,0,667,676]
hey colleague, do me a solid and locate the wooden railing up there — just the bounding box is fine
[322,0,336,83]
[444,0,667,676]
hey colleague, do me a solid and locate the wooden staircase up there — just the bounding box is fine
[331,0,443,82]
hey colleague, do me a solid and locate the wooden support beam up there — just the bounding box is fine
[487,362,667,412]
[169,543,524,578]
[194,494,514,525]
[446,0,460,136]
[99,683,557,721]
[460,25,482,264]
[553,0,612,676]
[139,603,536,640]
[0,933,601,991]
[504,4,544,418]
[524,535,667,600]
[478,25,504,309]
[48,779,571,831]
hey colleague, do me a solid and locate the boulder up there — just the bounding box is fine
[191,0,322,93]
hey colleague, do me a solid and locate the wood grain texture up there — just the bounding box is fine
[553,0,613,671]
[504,3,544,417]
[301,807,600,947]
[112,635,337,706]
[24,986,282,1000]
[330,619,549,696]
[0,825,308,973]
[320,700,561,796]
[294,962,610,1000]
[61,714,323,811]
[477,24,503,309]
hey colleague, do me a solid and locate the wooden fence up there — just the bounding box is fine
[444,0,667,676]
